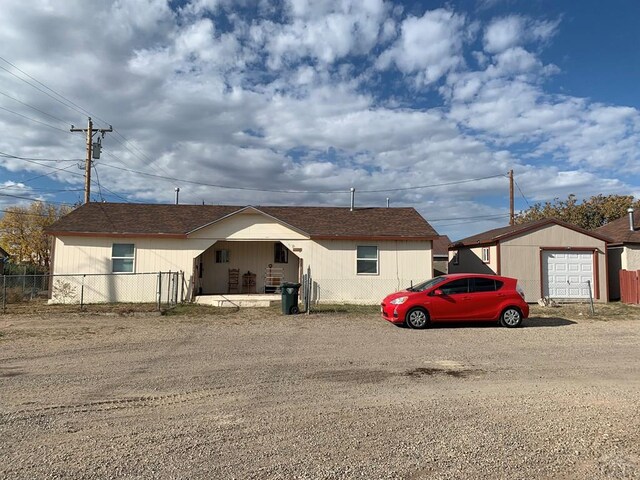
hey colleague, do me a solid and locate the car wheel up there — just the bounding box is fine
[500,307,522,328]
[406,308,429,329]
[289,305,299,314]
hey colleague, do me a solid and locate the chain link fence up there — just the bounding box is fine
[1,271,186,313]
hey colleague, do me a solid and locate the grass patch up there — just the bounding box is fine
[531,301,640,321]
[308,304,380,316]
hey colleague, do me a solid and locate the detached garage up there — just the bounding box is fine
[449,219,609,302]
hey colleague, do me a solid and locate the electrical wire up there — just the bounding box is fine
[0,57,97,124]
[0,89,70,125]
[0,105,71,133]
[0,191,74,206]
[0,151,80,162]
[514,178,531,208]
[92,163,105,202]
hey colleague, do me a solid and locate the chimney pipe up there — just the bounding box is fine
[386,197,390,208]
[175,187,180,205]
[628,207,635,231]
[350,187,355,211]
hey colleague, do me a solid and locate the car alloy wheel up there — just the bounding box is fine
[501,308,522,328]
[406,308,429,329]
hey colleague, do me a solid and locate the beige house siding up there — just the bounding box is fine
[50,212,433,305]
[279,239,432,304]
[51,236,214,304]
[500,224,607,302]
[622,244,640,270]
[189,212,308,240]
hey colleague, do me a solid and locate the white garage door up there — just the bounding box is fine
[542,251,594,299]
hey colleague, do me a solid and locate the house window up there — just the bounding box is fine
[452,251,459,265]
[482,247,490,263]
[112,243,134,273]
[215,249,229,263]
[356,246,378,274]
[274,243,288,263]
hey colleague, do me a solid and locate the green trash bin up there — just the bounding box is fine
[281,282,301,315]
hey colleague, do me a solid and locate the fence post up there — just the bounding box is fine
[80,275,85,310]
[179,271,184,304]
[167,271,171,306]
[586,280,595,315]
[2,275,5,314]
[157,272,162,311]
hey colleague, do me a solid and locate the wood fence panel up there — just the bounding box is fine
[619,269,640,304]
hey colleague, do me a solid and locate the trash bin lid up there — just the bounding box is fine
[280,282,301,288]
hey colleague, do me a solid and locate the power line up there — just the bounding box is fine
[0,56,97,124]
[0,89,70,125]
[358,174,507,193]
[514,179,531,208]
[0,151,80,162]
[93,163,104,202]
[99,156,508,195]
[0,105,71,133]
[0,191,74,205]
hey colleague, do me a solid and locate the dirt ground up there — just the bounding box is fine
[1,305,639,479]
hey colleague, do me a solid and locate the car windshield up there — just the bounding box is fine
[406,276,448,292]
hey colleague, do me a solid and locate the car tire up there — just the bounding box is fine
[406,308,429,329]
[500,307,522,328]
[289,305,299,314]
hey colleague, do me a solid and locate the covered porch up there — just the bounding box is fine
[194,240,301,296]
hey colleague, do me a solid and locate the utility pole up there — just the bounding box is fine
[509,169,515,226]
[71,117,112,204]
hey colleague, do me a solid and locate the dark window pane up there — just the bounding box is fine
[112,243,134,258]
[472,278,496,292]
[112,258,134,273]
[440,278,469,295]
[357,246,377,259]
[357,259,377,274]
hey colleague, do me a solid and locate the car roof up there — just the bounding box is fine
[439,273,514,281]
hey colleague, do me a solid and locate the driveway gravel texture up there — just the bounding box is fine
[1,307,639,479]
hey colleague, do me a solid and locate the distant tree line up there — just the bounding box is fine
[0,201,73,271]
[515,194,639,230]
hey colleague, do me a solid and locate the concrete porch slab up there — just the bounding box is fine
[195,294,281,308]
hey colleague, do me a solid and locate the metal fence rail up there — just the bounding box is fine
[1,271,185,313]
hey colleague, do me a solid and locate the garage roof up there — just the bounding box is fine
[451,218,611,248]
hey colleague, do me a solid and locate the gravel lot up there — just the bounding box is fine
[1,307,639,479]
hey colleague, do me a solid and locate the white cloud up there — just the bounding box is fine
[376,8,468,85]
[0,1,638,240]
[483,15,559,54]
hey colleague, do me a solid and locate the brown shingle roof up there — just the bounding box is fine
[48,203,438,240]
[451,218,610,248]
[432,235,451,257]
[595,211,640,244]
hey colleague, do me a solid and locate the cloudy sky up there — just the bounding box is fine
[1,0,639,240]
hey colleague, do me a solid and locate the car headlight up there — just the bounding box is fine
[390,296,408,305]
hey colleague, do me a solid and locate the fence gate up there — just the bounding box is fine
[620,269,640,304]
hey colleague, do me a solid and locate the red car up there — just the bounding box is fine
[381,274,529,329]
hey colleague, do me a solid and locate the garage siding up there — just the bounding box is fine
[499,224,607,302]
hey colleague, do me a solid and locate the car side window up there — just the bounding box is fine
[470,278,504,292]
[439,278,469,295]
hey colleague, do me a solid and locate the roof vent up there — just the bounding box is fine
[350,187,355,212]
[628,207,635,231]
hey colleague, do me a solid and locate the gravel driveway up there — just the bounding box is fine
[1,309,639,479]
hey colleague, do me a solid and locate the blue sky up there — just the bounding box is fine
[1,0,639,240]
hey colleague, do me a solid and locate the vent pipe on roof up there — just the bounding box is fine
[175,187,180,205]
[350,187,355,211]
[628,207,635,231]
[386,197,390,208]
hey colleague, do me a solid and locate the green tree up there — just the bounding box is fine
[515,194,640,230]
[0,201,73,270]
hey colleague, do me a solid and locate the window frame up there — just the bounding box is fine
[481,247,490,263]
[452,250,459,265]
[215,249,230,263]
[111,243,135,274]
[356,245,379,275]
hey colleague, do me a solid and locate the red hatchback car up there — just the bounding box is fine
[381,274,529,329]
